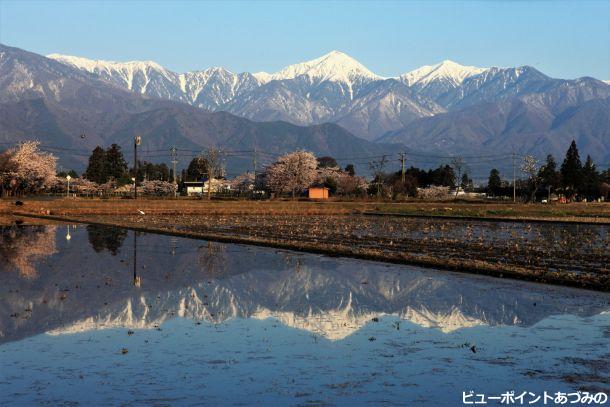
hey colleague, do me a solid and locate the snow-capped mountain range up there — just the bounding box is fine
[399,60,485,87]
[2,43,609,168]
[47,50,610,145]
[47,53,263,110]
[46,51,488,139]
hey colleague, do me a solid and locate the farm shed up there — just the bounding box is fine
[308,187,329,199]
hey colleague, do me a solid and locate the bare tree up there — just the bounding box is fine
[521,155,540,203]
[265,150,317,198]
[368,155,388,198]
[202,148,224,199]
[450,156,466,198]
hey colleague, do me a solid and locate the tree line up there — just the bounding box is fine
[1,139,609,201]
[84,144,172,184]
[488,141,610,202]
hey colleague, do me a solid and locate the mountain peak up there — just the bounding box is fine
[270,50,381,83]
[252,71,273,83]
[400,60,486,87]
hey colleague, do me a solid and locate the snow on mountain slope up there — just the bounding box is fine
[47,53,166,76]
[180,67,261,109]
[400,59,486,87]
[270,50,382,85]
[47,53,263,109]
[332,79,446,139]
[252,71,273,83]
[47,53,177,93]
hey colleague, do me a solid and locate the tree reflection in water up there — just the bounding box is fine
[86,224,127,255]
[0,225,57,279]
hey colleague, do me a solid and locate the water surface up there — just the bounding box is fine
[0,225,608,406]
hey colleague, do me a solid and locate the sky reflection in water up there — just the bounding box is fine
[0,225,608,406]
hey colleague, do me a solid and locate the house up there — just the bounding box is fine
[184,181,205,196]
[184,179,231,196]
[308,186,329,199]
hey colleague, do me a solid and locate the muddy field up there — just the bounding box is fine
[3,198,610,222]
[109,213,610,288]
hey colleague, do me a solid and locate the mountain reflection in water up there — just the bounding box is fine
[1,225,608,344]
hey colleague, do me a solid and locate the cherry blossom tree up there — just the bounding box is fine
[265,151,317,197]
[418,186,451,200]
[141,180,177,196]
[0,141,57,196]
[230,172,255,193]
[336,173,367,196]
[72,178,100,196]
[316,166,366,196]
[98,179,117,196]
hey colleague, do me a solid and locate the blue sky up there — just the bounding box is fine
[1,0,608,79]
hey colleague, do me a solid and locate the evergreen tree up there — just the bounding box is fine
[601,166,610,201]
[133,160,170,182]
[85,146,107,184]
[560,140,583,197]
[323,176,337,194]
[428,165,455,187]
[186,155,209,181]
[538,154,561,196]
[460,173,472,192]
[487,168,502,196]
[104,144,128,181]
[581,155,599,199]
[344,164,355,176]
[317,156,338,168]
[406,166,429,187]
[601,166,610,183]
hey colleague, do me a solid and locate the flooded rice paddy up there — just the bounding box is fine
[0,224,609,406]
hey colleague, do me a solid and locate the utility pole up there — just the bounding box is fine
[512,152,516,203]
[399,152,406,182]
[66,174,71,198]
[134,135,141,199]
[170,146,178,197]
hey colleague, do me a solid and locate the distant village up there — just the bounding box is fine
[1,139,609,203]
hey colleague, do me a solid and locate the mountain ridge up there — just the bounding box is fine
[2,43,609,170]
[1,43,403,172]
[46,48,610,143]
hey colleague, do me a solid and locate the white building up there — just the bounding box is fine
[184,179,231,196]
